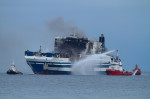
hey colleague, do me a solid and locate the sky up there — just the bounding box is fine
[0,0,150,73]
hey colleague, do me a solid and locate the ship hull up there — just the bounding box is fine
[27,61,111,75]
[27,61,72,75]
[25,51,123,75]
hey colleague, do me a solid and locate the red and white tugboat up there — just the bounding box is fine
[106,64,141,76]
[132,64,141,75]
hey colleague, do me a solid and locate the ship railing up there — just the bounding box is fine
[25,50,71,58]
[25,50,53,57]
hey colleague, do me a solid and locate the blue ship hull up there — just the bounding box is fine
[27,61,72,75]
[27,61,108,75]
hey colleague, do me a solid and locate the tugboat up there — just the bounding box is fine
[106,64,141,76]
[132,64,141,75]
[6,60,23,74]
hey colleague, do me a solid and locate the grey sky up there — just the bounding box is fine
[0,0,150,73]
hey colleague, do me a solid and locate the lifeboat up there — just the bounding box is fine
[106,64,141,76]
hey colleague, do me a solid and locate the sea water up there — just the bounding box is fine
[0,72,150,99]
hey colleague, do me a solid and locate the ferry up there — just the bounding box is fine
[25,33,129,75]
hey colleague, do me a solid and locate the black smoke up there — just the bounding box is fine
[46,17,87,38]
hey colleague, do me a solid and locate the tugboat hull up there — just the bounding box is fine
[106,65,141,76]
[106,69,132,76]
[7,70,23,74]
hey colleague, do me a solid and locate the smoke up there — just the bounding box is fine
[72,50,115,75]
[0,26,50,74]
[0,32,24,52]
[46,17,87,38]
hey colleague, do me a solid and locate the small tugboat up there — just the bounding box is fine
[132,64,141,75]
[6,60,23,74]
[106,64,141,76]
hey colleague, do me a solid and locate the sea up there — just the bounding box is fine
[0,72,150,99]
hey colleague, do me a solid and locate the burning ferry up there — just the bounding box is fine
[25,33,135,75]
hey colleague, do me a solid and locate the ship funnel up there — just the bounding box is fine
[99,34,105,52]
[99,34,105,43]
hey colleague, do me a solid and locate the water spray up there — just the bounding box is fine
[72,50,115,75]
